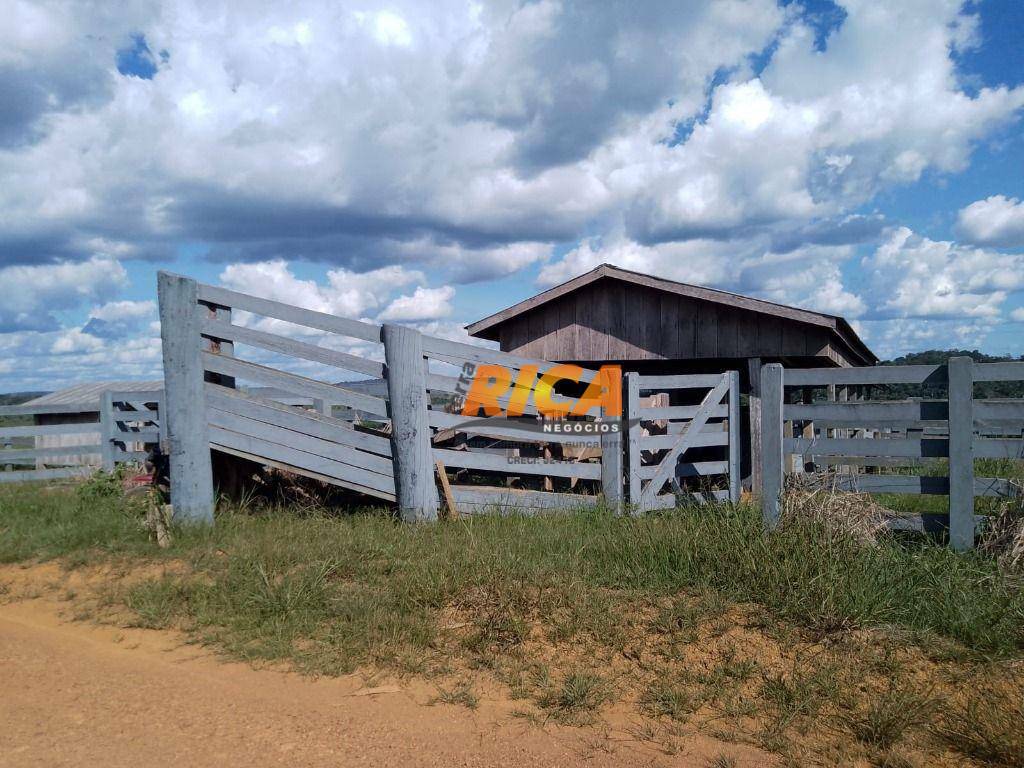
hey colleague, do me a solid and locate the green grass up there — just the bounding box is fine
[2,482,1023,660]
[5,480,1024,764]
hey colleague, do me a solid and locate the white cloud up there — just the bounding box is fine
[3,1,1024,387]
[88,300,156,322]
[6,0,1016,281]
[1011,308,1024,323]
[957,195,1024,248]
[0,256,128,331]
[219,260,422,320]
[858,317,996,360]
[378,285,455,322]
[862,227,1024,319]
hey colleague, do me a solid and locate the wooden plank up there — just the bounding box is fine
[635,373,725,390]
[209,425,395,497]
[884,513,985,534]
[202,353,389,417]
[728,370,740,504]
[974,400,1024,422]
[659,292,679,358]
[748,358,762,494]
[761,363,784,527]
[110,428,160,442]
[112,450,150,463]
[784,365,947,387]
[197,282,383,343]
[203,301,235,388]
[449,485,599,512]
[435,460,458,519]
[972,438,1024,459]
[642,404,729,420]
[0,423,100,438]
[426,410,596,445]
[0,467,93,484]
[947,356,974,552]
[201,318,384,378]
[974,361,1024,382]
[825,475,1020,497]
[433,447,601,480]
[696,303,718,358]
[206,384,391,456]
[637,461,729,480]
[640,378,730,506]
[0,403,101,417]
[207,407,394,479]
[100,390,115,471]
[641,432,729,449]
[0,445,104,462]
[600,390,623,513]
[818,456,926,468]
[211,443,395,502]
[646,489,731,510]
[785,437,949,458]
[717,307,738,357]
[110,408,160,422]
[626,372,641,512]
[383,324,438,521]
[107,391,163,403]
[158,272,214,524]
[785,401,950,425]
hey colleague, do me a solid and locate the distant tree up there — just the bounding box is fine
[0,392,48,406]
[877,350,1024,400]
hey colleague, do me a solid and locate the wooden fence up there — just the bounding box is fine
[158,271,750,522]
[761,357,1024,550]
[0,392,163,483]
[625,371,740,512]
[158,272,630,523]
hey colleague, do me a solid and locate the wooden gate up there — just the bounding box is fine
[625,371,740,512]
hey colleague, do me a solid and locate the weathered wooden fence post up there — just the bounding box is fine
[382,323,438,522]
[728,370,741,504]
[625,371,641,514]
[747,358,762,493]
[947,356,975,551]
[99,390,115,472]
[760,363,785,528]
[157,272,215,525]
[600,377,624,514]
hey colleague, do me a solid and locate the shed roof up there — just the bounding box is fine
[25,380,164,408]
[467,263,876,365]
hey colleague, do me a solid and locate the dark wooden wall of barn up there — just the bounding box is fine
[496,279,851,367]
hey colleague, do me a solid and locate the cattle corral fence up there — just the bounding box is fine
[8,271,1020,553]
[761,358,1024,551]
[0,392,163,483]
[157,271,743,523]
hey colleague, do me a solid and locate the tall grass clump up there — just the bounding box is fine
[0,478,145,563]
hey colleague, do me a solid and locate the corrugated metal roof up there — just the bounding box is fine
[25,380,163,407]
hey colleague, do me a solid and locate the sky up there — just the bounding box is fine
[1,0,1024,392]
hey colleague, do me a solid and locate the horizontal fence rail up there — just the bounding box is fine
[761,357,1024,551]
[0,390,164,483]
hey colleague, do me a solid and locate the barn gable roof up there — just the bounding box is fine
[466,264,876,365]
[24,380,163,408]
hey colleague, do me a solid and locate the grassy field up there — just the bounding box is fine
[2,478,1023,766]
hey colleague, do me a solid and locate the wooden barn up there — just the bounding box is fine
[466,264,877,489]
[23,381,164,468]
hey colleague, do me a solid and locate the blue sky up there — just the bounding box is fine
[2,0,1024,391]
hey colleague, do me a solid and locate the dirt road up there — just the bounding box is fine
[0,566,770,768]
